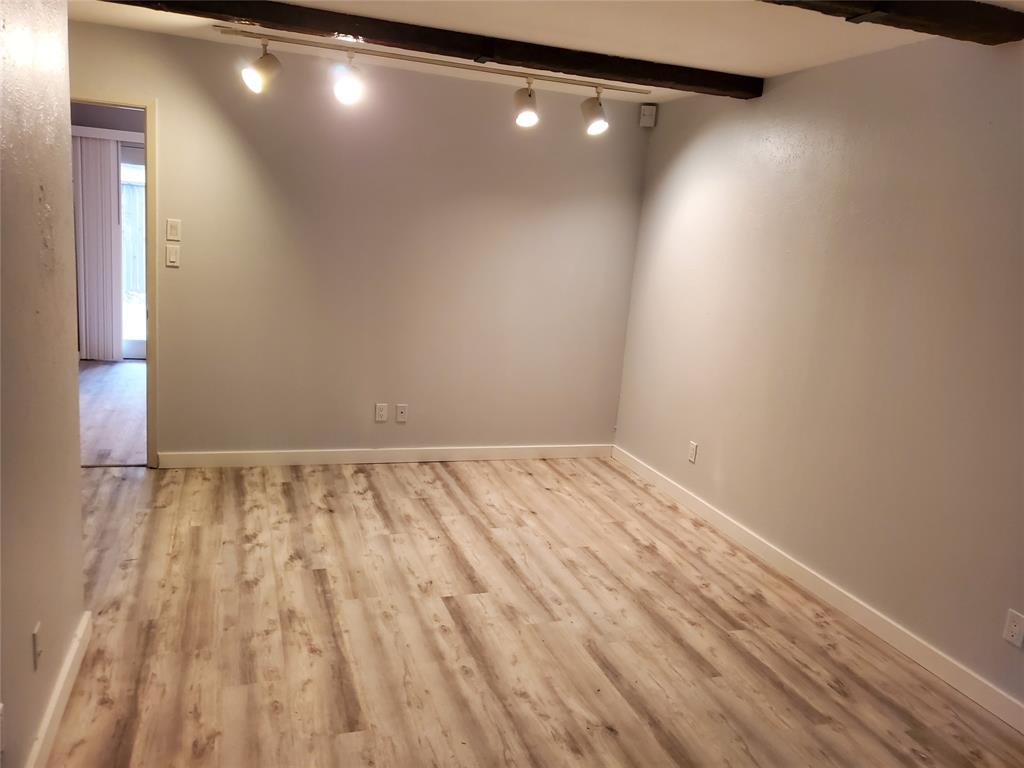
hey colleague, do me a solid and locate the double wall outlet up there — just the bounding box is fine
[688,441,699,464]
[375,403,409,423]
[1004,609,1024,648]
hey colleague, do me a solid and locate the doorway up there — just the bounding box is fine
[71,101,149,467]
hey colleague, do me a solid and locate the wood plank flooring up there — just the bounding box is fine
[51,459,1024,767]
[79,360,146,466]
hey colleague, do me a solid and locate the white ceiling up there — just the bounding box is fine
[68,0,932,101]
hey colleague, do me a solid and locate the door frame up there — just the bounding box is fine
[70,94,159,468]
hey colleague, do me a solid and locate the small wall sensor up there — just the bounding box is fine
[639,103,658,128]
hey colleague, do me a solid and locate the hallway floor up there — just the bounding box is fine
[79,360,146,466]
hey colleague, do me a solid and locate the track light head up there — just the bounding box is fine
[581,90,608,136]
[333,55,366,106]
[241,40,281,94]
[513,82,539,128]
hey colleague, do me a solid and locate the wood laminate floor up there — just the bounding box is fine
[51,459,1024,767]
[79,360,147,467]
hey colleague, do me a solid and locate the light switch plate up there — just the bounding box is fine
[165,244,181,268]
[166,218,182,242]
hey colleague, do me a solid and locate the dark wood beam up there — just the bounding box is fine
[765,1,1024,45]
[108,0,764,99]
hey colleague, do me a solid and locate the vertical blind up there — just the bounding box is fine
[121,181,146,298]
[72,136,123,361]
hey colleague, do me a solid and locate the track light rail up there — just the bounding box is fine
[216,26,653,96]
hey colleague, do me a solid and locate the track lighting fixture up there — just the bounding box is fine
[333,53,366,105]
[241,40,281,94]
[230,29,632,137]
[581,87,609,136]
[513,79,539,128]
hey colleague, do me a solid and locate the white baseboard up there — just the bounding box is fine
[610,446,1024,734]
[23,611,93,768]
[159,443,614,469]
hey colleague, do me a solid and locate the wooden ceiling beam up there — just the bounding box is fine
[107,0,764,99]
[765,1,1024,45]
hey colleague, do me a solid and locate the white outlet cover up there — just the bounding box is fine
[374,403,388,423]
[688,441,698,463]
[1004,609,1024,648]
[396,403,408,423]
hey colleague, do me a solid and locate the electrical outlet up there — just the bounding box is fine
[1004,609,1024,648]
[374,403,388,423]
[32,622,42,671]
[395,403,408,423]
[688,441,698,464]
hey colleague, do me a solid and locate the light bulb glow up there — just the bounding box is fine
[241,66,264,93]
[241,47,281,94]
[581,95,609,137]
[516,110,539,128]
[513,86,539,128]
[333,66,366,105]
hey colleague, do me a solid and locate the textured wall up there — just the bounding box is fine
[69,22,647,456]
[617,37,1024,699]
[1,1,86,765]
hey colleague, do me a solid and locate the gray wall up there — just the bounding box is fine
[69,22,647,455]
[1,1,86,765]
[617,37,1024,699]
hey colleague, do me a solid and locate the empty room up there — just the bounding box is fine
[1,1,1022,767]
